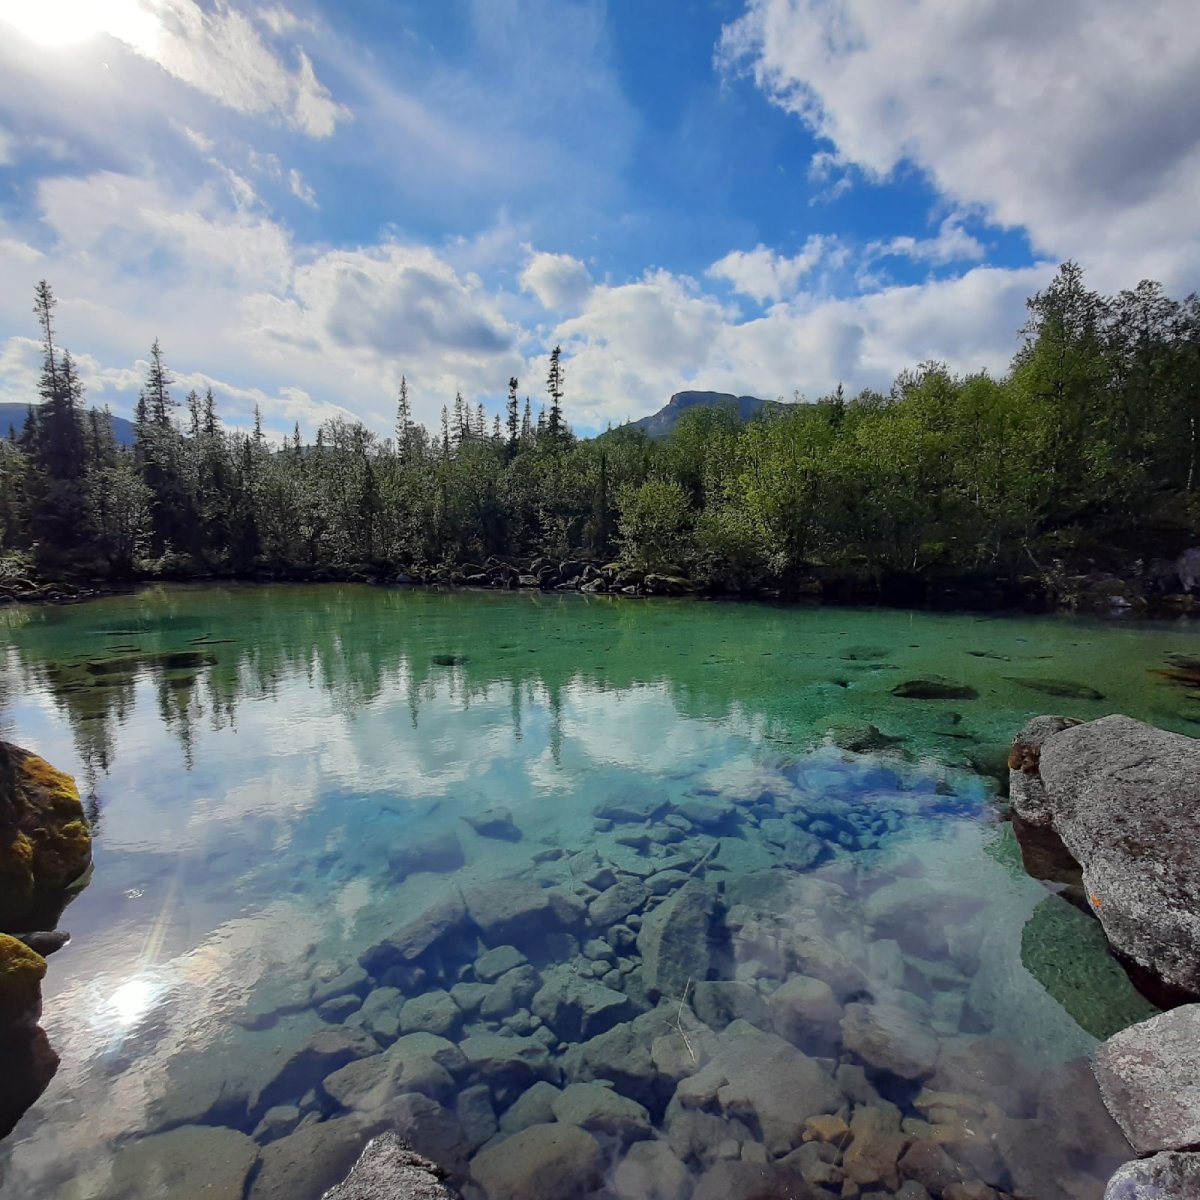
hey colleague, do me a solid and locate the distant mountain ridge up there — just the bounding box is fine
[620,390,790,438]
[0,402,136,447]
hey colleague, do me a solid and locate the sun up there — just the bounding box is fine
[0,0,159,51]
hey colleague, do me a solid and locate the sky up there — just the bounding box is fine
[0,0,1198,439]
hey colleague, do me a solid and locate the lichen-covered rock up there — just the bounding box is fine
[1010,714,1200,996]
[321,1131,457,1200]
[0,741,91,930]
[0,932,47,1025]
[1092,1005,1200,1154]
[1103,1151,1200,1200]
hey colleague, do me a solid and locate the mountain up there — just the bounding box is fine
[618,390,789,438]
[0,403,136,447]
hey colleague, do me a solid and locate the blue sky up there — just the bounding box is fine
[0,0,1197,437]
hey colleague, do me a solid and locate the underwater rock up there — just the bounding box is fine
[311,965,369,1009]
[1103,1151,1200,1200]
[611,1139,691,1200]
[380,1093,470,1176]
[320,1131,457,1200]
[1006,677,1106,701]
[398,989,462,1038]
[691,980,770,1032]
[82,1124,259,1200]
[498,1079,561,1135]
[551,1081,653,1141]
[250,1115,373,1200]
[0,1021,58,1141]
[463,808,521,842]
[252,1025,377,1116]
[687,1159,811,1200]
[899,1139,968,1193]
[842,1102,908,1190]
[531,965,637,1041]
[637,878,718,1000]
[1093,1005,1200,1155]
[841,1001,939,1082]
[478,964,540,1019]
[863,878,986,963]
[13,930,70,957]
[594,795,669,823]
[563,1006,680,1108]
[590,879,648,927]
[0,740,91,930]
[458,1032,558,1089]
[1020,896,1159,1040]
[470,1123,602,1200]
[1010,714,1200,996]
[826,719,906,754]
[474,945,527,983]
[463,881,585,949]
[365,890,471,974]
[390,830,465,879]
[673,796,736,830]
[673,1019,841,1158]
[457,1083,497,1153]
[757,819,825,869]
[891,678,979,701]
[768,975,840,1046]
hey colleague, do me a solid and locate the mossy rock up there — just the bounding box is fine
[0,743,92,929]
[0,933,47,1025]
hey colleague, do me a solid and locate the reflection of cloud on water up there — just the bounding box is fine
[5,897,326,1194]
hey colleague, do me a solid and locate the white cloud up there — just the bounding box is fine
[519,251,593,311]
[81,0,348,138]
[721,0,1200,289]
[870,216,985,267]
[287,167,317,209]
[708,235,840,304]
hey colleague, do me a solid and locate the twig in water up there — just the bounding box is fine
[673,977,696,1065]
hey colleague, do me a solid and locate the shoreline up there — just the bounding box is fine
[4,561,1199,620]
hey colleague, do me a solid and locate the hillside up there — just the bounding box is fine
[618,390,789,438]
[0,403,136,447]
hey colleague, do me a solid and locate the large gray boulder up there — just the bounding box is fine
[1092,1005,1200,1155]
[469,1123,602,1200]
[1009,714,1200,996]
[1104,1150,1200,1199]
[321,1131,457,1200]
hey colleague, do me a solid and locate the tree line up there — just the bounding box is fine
[3,264,1199,597]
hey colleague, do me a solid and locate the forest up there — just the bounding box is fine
[4,263,1200,606]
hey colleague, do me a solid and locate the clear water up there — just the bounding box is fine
[1,584,1195,1200]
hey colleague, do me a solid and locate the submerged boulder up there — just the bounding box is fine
[1009,714,1200,997]
[637,879,718,1000]
[470,1123,602,1200]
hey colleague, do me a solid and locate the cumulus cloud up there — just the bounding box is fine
[721,0,1200,289]
[520,251,594,311]
[708,235,841,304]
[870,216,985,267]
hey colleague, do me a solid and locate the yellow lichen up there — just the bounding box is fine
[0,932,46,1023]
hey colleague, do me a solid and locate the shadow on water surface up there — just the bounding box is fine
[0,584,1190,1199]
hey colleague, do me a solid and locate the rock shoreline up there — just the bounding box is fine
[1008,715,1200,1199]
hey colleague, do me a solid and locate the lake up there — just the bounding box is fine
[1,584,1195,1200]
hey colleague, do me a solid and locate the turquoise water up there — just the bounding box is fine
[1,584,1194,1199]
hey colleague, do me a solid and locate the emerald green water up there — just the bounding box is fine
[1,584,1194,1199]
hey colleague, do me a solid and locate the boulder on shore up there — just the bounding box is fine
[0,740,91,930]
[321,1131,457,1199]
[1009,714,1200,997]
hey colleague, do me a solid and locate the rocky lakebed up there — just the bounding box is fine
[1,585,1198,1200]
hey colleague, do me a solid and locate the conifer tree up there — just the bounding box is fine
[546,345,565,439]
[506,377,520,453]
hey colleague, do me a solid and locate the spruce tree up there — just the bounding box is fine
[506,377,519,453]
[396,375,414,464]
[546,345,565,439]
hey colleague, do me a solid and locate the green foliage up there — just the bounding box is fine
[7,265,1200,593]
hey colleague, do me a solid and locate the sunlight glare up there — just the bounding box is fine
[0,0,159,51]
[106,977,158,1027]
